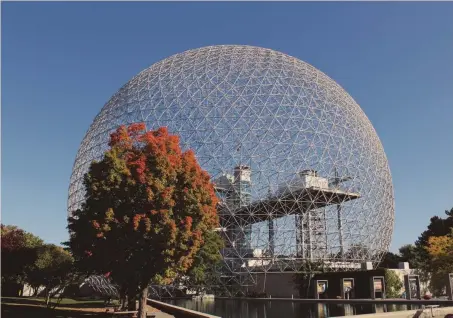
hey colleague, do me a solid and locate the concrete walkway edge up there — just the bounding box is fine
[214,297,453,305]
[147,298,221,318]
[330,306,453,318]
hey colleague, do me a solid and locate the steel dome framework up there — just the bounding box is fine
[68,45,394,295]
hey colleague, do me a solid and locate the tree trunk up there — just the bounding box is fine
[306,274,314,298]
[121,294,127,311]
[45,289,51,307]
[119,284,127,310]
[137,286,148,318]
[127,287,137,311]
[52,294,64,310]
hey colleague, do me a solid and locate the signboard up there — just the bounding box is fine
[371,276,385,299]
[314,279,328,299]
[344,280,352,289]
[409,279,418,298]
[374,279,382,292]
[342,278,354,299]
[404,275,420,300]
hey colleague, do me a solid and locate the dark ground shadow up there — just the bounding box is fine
[1,304,111,318]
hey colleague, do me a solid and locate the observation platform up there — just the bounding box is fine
[218,186,360,224]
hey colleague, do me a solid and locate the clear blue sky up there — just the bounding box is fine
[2,2,452,252]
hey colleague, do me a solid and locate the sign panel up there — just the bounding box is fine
[344,280,352,289]
[409,279,418,298]
[374,279,382,292]
[318,282,327,293]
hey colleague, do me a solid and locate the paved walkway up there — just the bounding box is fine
[151,311,174,318]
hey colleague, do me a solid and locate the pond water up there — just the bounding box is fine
[165,299,421,318]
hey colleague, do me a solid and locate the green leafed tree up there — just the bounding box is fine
[414,208,453,264]
[398,244,418,266]
[25,244,74,306]
[416,208,453,248]
[414,207,453,290]
[378,251,401,268]
[183,230,224,294]
[384,269,403,298]
[1,224,44,296]
[67,124,220,318]
[425,228,453,295]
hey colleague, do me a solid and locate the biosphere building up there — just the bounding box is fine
[68,45,394,295]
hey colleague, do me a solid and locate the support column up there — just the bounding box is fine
[307,211,312,261]
[268,218,274,257]
[337,205,344,257]
[295,214,304,257]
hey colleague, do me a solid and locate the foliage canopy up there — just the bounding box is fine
[384,269,403,298]
[1,224,44,294]
[67,124,220,316]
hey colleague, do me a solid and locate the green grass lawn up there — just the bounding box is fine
[1,297,116,317]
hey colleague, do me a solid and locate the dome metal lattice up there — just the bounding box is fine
[68,45,394,294]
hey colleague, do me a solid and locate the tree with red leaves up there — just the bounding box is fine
[1,225,44,296]
[67,124,220,318]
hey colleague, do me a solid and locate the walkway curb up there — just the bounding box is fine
[213,297,453,305]
[147,298,221,318]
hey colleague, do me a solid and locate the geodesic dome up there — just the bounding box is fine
[68,45,394,288]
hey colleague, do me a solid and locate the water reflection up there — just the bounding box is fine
[165,299,418,318]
